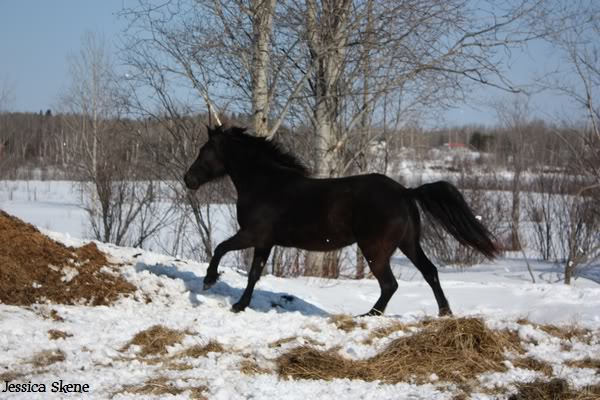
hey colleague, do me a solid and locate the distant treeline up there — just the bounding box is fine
[0,110,589,182]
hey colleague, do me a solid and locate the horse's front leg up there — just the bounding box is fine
[204,231,253,290]
[231,246,272,313]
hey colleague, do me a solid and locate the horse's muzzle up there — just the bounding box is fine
[184,172,201,190]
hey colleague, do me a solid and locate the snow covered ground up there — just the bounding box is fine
[1,233,600,399]
[1,180,600,399]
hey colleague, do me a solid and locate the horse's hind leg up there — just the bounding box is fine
[399,242,452,316]
[231,246,272,313]
[358,241,398,316]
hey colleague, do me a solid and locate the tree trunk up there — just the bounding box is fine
[510,169,521,251]
[303,0,351,277]
[251,0,276,137]
[564,259,574,285]
[355,0,374,280]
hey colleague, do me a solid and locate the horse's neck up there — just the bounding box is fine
[226,158,293,196]
[227,160,270,192]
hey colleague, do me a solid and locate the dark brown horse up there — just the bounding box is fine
[184,126,498,316]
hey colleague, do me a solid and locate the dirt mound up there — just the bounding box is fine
[0,210,135,306]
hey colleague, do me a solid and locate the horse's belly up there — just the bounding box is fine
[274,225,355,250]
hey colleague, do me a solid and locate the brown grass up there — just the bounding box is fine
[277,317,522,384]
[538,325,591,342]
[121,325,187,356]
[0,371,25,381]
[516,318,592,343]
[240,359,272,375]
[166,362,194,371]
[364,321,410,344]
[512,357,553,376]
[0,211,135,306]
[30,350,65,368]
[270,337,299,348]
[329,315,366,332]
[269,336,324,348]
[509,379,600,400]
[566,358,600,370]
[49,309,64,322]
[179,341,225,358]
[48,330,73,340]
[117,377,207,399]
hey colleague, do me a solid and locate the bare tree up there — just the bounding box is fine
[0,79,15,171]
[298,0,546,276]
[0,78,14,112]
[536,0,600,282]
[62,32,117,179]
[493,95,533,250]
[120,0,552,277]
[61,32,170,247]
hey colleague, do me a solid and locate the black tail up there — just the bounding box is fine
[409,181,499,259]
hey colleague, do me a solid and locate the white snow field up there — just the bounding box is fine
[1,180,600,399]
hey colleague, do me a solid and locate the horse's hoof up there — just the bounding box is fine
[438,308,453,317]
[203,278,217,290]
[360,309,383,317]
[231,303,246,313]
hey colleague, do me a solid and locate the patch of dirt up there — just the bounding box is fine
[0,211,135,306]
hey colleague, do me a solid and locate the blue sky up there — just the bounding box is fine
[0,0,575,126]
[0,0,131,112]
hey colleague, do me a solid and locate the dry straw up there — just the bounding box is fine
[509,379,600,400]
[30,349,66,368]
[328,314,367,332]
[277,317,522,384]
[48,329,73,340]
[179,341,225,358]
[240,359,272,375]
[511,357,553,376]
[269,336,323,348]
[364,321,411,344]
[121,325,187,356]
[117,376,207,399]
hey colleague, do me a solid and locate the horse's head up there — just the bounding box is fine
[184,126,227,190]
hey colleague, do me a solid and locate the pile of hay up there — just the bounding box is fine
[509,379,600,400]
[121,325,188,356]
[277,317,522,384]
[179,341,225,358]
[117,376,207,399]
[329,315,366,332]
[0,211,135,306]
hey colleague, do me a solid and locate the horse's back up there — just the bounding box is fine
[269,173,413,250]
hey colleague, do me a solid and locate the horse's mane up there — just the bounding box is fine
[224,126,310,176]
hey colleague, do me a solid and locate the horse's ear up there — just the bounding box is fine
[206,124,214,139]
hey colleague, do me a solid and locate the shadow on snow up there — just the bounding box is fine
[135,262,327,317]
